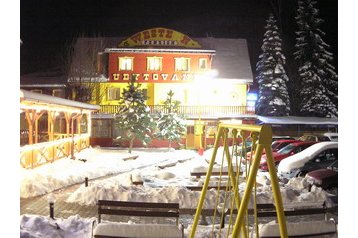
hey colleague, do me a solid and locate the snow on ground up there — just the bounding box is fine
[20,214,96,238]
[20,146,332,238]
[20,147,198,198]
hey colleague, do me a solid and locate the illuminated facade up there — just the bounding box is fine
[73,28,256,148]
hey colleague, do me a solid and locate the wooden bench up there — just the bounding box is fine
[93,200,184,238]
[225,203,338,237]
[181,203,337,235]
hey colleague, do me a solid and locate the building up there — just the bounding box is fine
[20,89,100,168]
[69,28,257,148]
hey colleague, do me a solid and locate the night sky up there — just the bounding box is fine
[20,0,338,80]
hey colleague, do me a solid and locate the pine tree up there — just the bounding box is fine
[154,90,186,150]
[294,0,338,118]
[114,76,155,153]
[255,14,291,116]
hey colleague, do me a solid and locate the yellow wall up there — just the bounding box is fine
[93,82,247,106]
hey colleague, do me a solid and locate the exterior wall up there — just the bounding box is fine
[108,52,212,83]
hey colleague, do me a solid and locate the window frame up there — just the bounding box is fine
[118,57,134,71]
[52,89,65,98]
[147,56,163,71]
[107,87,121,101]
[31,89,42,94]
[174,57,190,72]
[198,58,208,70]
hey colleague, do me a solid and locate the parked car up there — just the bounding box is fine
[258,141,317,171]
[278,141,338,178]
[305,160,338,190]
[271,139,301,152]
[298,134,331,142]
[272,136,296,142]
[245,139,300,161]
[323,132,338,142]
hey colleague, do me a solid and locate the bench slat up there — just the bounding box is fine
[98,200,179,209]
[98,208,179,218]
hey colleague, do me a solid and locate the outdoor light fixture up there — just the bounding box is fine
[47,194,56,219]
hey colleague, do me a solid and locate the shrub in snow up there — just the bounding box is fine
[154,90,186,150]
[114,75,155,153]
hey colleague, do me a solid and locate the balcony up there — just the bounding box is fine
[97,105,256,119]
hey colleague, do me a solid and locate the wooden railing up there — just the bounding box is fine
[20,134,90,169]
[97,105,255,118]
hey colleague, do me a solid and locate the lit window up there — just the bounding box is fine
[118,57,133,70]
[147,57,162,71]
[108,88,121,100]
[199,58,208,70]
[175,57,190,72]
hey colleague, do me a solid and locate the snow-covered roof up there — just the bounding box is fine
[198,37,253,83]
[77,36,253,84]
[278,141,338,173]
[20,89,100,111]
[257,116,338,125]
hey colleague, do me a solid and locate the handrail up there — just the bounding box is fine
[96,104,255,117]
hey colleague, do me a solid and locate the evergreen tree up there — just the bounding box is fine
[255,14,291,116]
[294,0,338,117]
[154,90,186,150]
[114,76,155,153]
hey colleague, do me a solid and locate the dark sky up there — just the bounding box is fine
[20,0,338,79]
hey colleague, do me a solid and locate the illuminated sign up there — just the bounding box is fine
[111,73,203,83]
[119,28,202,48]
[247,93,258,101]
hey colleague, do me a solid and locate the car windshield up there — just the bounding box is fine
[277,144,295,154]
[271,141,280,149]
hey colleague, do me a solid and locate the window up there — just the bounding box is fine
[118,57,133,70]
[175,57,190,72]
[31,89,42,94]
[107,88,121,101]
[92,119,112,138]
[147,57,162,71]
[199,58,208,70]
[52,89,65,98]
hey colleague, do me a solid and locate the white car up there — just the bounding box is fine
[323,132,338,142]
[278,142,338,178]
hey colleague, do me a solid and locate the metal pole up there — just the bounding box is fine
[49,202,54,219]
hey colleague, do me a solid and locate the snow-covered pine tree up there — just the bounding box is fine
[154,90,186,150]
[255,14,291,116]
[294,0,338,118]
[114,75,155,153]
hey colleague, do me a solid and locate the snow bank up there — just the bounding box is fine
[67,183,223,209]
[20,214,95,238]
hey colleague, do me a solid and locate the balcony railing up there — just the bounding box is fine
[97,105,255,118]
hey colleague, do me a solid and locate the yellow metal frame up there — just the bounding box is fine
[190,123,288,238]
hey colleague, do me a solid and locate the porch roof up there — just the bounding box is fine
[20,89,100,112]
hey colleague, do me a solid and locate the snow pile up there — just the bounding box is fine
[20,147,198,198]
[20,214,95,238]
[67,173,327,210]
[67,183,222,209]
